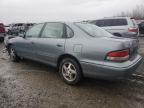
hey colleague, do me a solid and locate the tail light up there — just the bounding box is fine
[128,27,138,32]
[106,49,129,62]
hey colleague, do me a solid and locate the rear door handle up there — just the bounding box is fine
[31,42,35,44]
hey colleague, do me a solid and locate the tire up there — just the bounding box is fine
[9,46,19,62]
[59,58,82,85]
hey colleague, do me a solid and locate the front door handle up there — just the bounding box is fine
[56,44,63,47]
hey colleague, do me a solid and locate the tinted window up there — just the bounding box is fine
[96,19,127,27]
[112,19,127,26]
[75,23,113,37]
[95,20,104,27]
[41,23,63,38]
[104,19,112,26]
[26,23,44,38]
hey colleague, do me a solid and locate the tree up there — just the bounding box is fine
[117,5,144,20]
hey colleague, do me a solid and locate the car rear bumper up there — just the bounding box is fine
[81,54,142,80]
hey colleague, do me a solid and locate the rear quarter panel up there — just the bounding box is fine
[64,23,128,65]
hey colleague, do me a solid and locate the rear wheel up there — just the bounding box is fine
[59,58,82,85]
[9,46,19,62]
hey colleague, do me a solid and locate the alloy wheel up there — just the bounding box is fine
[62,62,77,82]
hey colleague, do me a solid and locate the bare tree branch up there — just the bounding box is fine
[117,5,144,20]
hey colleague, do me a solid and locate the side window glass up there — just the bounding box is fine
[96,20,104,27]
[104,19,112,26]
[66,26,74,38]
[41,23,63,38]
[26,23,44,38]
[112,19,127,26]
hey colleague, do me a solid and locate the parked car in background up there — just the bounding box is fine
[138,22,144,36]
[89,17,139,39]
[7,23,34,35]
[20,23,35,34]
[4,25,10,33]
[0,23,6,42]
[4,23,34,46]
[7,23,24,35]
[5,22,142,85]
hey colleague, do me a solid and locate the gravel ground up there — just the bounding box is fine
[0,38,144,108]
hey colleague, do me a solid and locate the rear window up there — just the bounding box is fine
[75,23,113,37]
[95,19,128,27]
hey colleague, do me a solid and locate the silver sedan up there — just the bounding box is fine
[5,22,142,85]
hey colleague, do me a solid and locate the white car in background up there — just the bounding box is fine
[89,17,139,39]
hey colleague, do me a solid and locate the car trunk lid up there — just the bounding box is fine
[109,36,139,58]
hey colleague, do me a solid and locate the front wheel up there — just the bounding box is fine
[59,58,82,85]
[9,46,19,62]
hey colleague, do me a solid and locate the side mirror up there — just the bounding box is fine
[19,32,25,38]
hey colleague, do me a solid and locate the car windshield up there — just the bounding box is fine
[75,22,113,37]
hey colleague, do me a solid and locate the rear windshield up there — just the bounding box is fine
[95,19,128,27]
[75,23,113,37]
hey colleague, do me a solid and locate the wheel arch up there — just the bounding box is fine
[113,33,122,37]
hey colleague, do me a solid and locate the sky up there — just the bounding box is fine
[0,0,143,24]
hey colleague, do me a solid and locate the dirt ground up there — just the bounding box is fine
[0,38,144,108]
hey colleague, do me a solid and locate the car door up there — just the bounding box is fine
[17,23,44,60]
[34,22,66,66]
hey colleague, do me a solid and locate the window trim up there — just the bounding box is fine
[64,24,74,38]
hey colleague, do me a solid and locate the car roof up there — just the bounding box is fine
[89,17,134,22]
[102,17,130,19]
[34,22,73,25]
